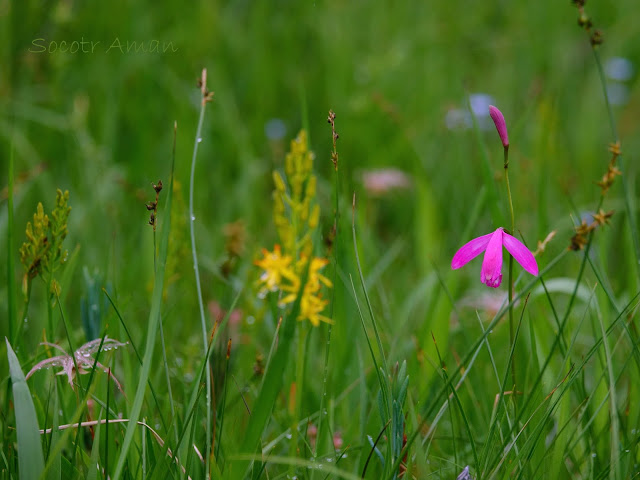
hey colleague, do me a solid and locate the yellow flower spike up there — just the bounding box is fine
[309,204,320,230]
[256,129,332,326]
[300,198,310,223]
[273,171,287,193]
[297,233,313,259]
[305,175,316,200]
[254,245,299,297]
[285,152,294,180]
[19,189,71,300]
[303,151,314,175]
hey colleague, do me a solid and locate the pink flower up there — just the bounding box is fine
[26,337,127,394]
[489,105,509,147]
[451,228,538,288]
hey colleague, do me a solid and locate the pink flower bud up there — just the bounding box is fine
[489,105,509,147]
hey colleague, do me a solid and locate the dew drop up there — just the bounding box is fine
[197,137,202,143]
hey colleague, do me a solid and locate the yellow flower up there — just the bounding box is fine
[254,245,298,297]
[299,291,332,327]
[307,257,333,291]
[278,256,333,325]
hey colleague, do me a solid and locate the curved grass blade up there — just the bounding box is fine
[6,338,45,479]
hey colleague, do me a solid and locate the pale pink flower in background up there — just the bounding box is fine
[489,105,509,147]
[361,168,412,196]
[27,337,127,394]
[451,227,538,288]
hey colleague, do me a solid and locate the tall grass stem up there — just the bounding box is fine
[189,68,213,477]
[504,146,517,393]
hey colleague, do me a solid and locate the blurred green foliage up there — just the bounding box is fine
[1,1,640,477]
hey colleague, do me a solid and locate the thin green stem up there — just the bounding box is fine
[352,195,391,417]
[189,68,212,477]
[592,49,619,142]
[216,340,231,462]
[316,112,341,463]
[47,270,55,339]
[290,324,307,475]
[504,145,517,392]
[157,124,179,446]
[592,47,640,283]
[16,281,31,349]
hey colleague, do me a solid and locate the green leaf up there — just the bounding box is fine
[86,414,102,480]
[45,381,61,480]
[6,338,45,479]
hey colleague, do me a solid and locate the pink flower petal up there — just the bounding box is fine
[451,231,494,269]
[489,105,509,147]
[480,228,504,288]
[502,231,538,276]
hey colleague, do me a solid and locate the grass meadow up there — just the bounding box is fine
[2,1,640,478]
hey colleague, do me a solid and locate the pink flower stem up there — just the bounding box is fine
[503,145,517,393]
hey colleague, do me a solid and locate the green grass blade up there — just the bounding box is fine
[45,381,61,480]
[595,304,621,480]
[234,266,309,477]
[7,145,17,341]
[351,195,391,422]
[231,454,360,480]
[591,48,640,284]
[112,135,175,480]
[5,338,45,479]
[86,414,102,480]
[102,288,168,433]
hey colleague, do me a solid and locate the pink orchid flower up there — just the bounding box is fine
[451,227,538,288]
[489,105,509,148]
